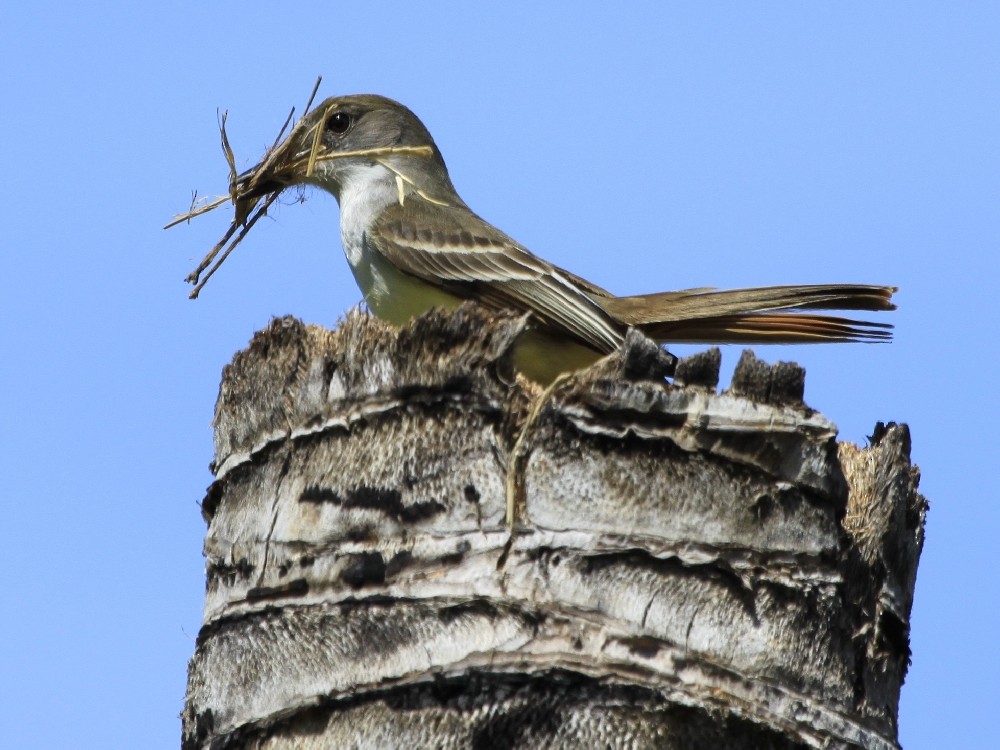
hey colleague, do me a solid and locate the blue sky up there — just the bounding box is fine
[2,3,996,747]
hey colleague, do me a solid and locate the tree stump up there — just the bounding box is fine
[182,305,925,750]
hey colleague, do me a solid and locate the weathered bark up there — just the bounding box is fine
[183,305,924,750]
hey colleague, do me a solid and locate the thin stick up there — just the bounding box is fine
[220,110,237,189]
[302,75,322,117]
[185,221,239,285]
[270,107,296,152]
[188,191,280,297]
[164,194,229,229]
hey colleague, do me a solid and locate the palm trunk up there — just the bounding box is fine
[183,305,924,750]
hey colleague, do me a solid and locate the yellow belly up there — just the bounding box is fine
[354,241,464,324]
[511,328,604,385]
[355,249,604,385]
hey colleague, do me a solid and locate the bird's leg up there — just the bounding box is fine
[505,371,574,530]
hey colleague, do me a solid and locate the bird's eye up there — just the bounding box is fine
[326,112,352,134]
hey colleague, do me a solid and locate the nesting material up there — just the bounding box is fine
[166,77,433,298]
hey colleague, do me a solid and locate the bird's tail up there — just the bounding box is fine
[599,284,896,344]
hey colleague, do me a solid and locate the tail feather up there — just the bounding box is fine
[604,284,896,321]
[642,313,892,344]
[599,283,896,345]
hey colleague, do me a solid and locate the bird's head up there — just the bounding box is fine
[236,94,456,204]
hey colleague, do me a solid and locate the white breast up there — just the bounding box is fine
[337,163,398,268]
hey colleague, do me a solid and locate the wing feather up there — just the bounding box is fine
[371,200,624,353]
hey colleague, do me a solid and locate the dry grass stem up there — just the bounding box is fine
[164,194,230,229]
[220,111,237,188]
[305,105,327,178]
[374,154,451,206]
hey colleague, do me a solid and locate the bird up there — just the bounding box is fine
[235,94,895,384]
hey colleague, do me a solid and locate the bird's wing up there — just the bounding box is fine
[369,199,624,353]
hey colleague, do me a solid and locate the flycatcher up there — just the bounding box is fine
[236,94,895,383]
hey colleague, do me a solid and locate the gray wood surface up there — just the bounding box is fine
[183,305,924,749]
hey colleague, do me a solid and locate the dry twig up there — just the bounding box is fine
[168,78,325,298]
[168,77,435,298]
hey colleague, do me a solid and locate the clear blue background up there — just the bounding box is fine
[2,4,994,748]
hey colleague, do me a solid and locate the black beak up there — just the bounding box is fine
[234,166,286,200]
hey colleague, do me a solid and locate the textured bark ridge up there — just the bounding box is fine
[183,305,925,750]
